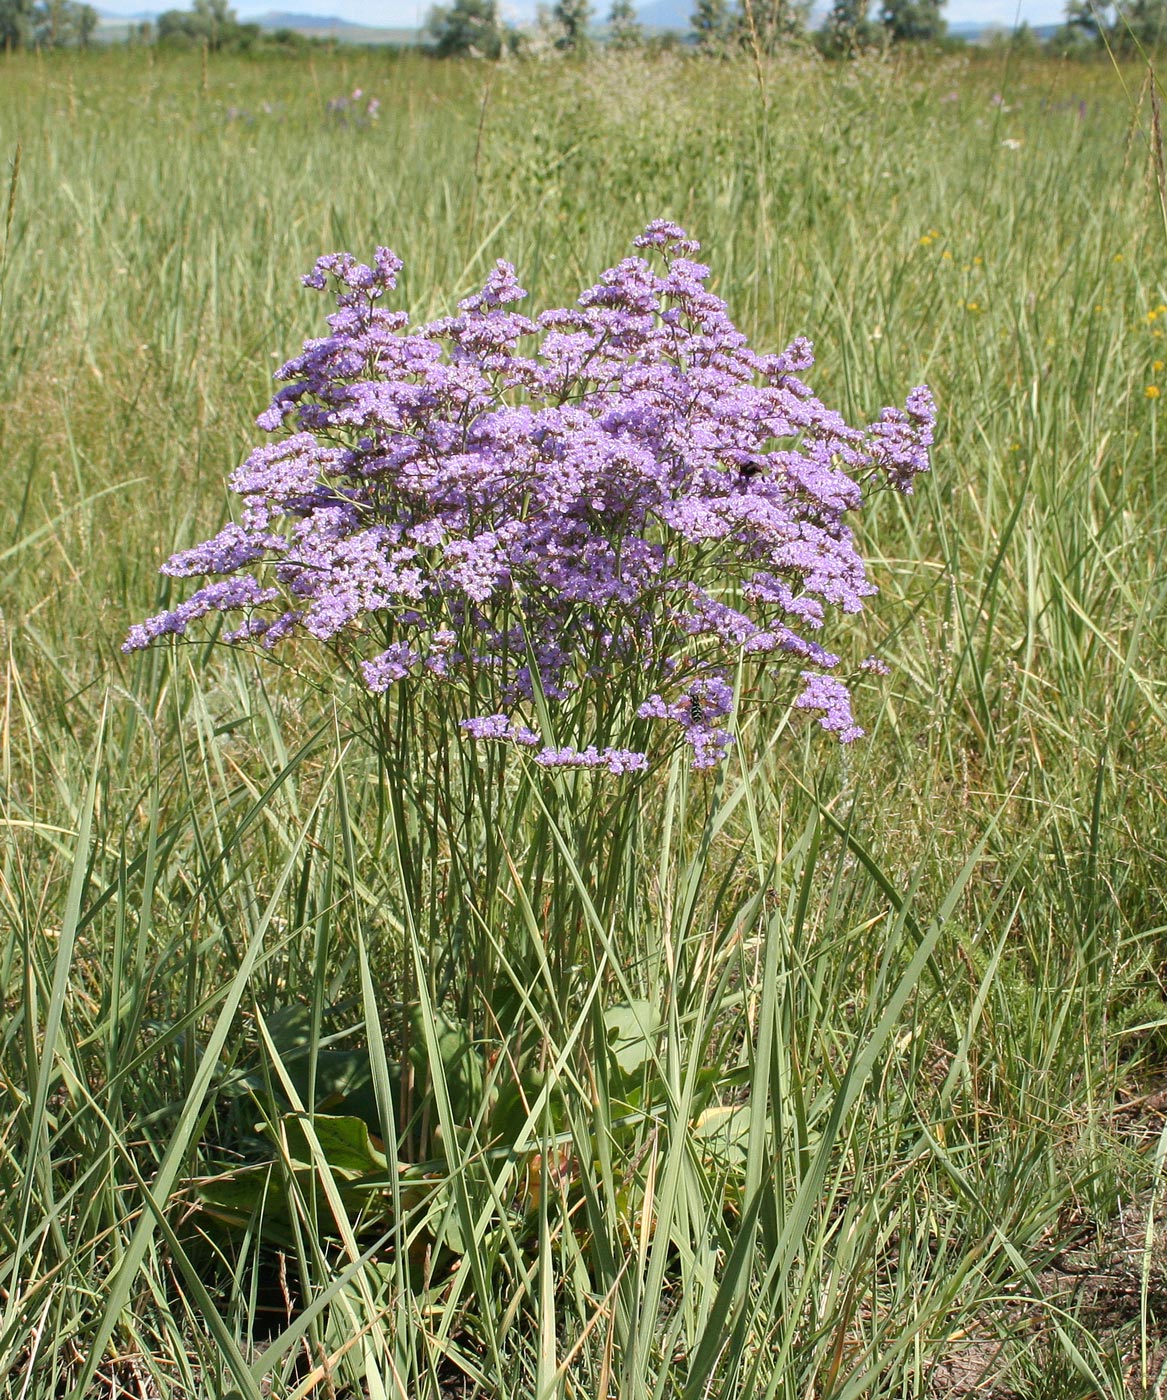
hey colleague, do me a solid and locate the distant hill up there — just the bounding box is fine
[248,10,419,40]
[95,5,418,42]
[952,19,1061,38]
[254,8,359,27]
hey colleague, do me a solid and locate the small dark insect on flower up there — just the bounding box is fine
[689,694,704,727]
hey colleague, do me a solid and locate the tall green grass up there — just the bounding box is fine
[0,44,1165,1397]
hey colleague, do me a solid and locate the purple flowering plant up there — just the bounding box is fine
[126,221,933,782]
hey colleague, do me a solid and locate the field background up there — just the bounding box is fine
[2,44,1167,1398]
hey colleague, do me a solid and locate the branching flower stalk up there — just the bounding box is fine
[126,221,933,1011]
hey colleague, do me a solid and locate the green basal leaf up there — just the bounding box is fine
[603,999,662,1077]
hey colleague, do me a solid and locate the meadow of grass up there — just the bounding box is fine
[1,41,1166,1399]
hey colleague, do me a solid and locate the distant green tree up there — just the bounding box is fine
[822,0,877,52]
[157,0,258,49]
[32,0,98,45]
[1054,0,1167,50]
[1061,0,1101,34]
[193,0,232,44]
[607,0,642,46]
[1111,0,1167,46]
[424,0,504,55]
[879,0,945,42]
[0,0,34,48]
[690,0,732,50]
[1047,0,1097,50]
[1003,18,1040,49]
[554,0,593,49]
[738,0,811,51]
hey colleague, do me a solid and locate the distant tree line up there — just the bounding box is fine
[423,0,599,56]
[421,0,950,59]
[422,0,1167,57]
[822,0,946,52]
[153,0,315,50]
[1049,0,1167,53]
[689,0,947,53]
[0,0,331,51]
[1,0,98,48]
[155,0,258,48]
[3,0,1158,58]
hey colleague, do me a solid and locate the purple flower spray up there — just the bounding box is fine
[128,222,933,776]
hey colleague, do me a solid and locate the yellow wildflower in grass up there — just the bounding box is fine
[942,250,953,261]
[1147,386,1161,399]
[966,301,982,313]
[1154,361,1165,372]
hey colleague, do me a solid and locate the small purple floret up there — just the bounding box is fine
[533,745,650,775]
[461,714,542,747]
[361,642,419,691]
[794,672,865,744]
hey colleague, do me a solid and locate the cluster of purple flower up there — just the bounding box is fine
[126,222,933,771]
[326,89,381,123]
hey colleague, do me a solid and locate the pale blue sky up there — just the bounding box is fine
[99,0,1070,30]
